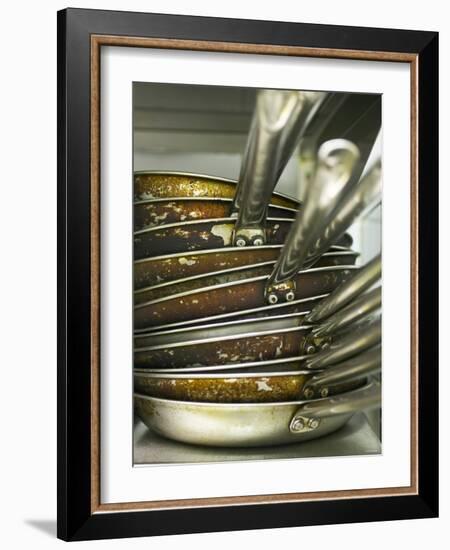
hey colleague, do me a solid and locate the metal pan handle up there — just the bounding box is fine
[232,90,326,246]
[310,286,381,338]
[304,160,381,270]
[290,379,381,433]
[305,254,382,323]
[265,139,360,304]
[302,346,381,399]
[305,316,381,369]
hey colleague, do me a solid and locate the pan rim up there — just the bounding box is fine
[133,246,358,265]
[133,380,373,408]
[134,260,276,296]
[133,368,312,379]
[134,264,358,308]
[133,293,329,334]
[133,355,310,373]
[133,170,299,205]
[134,310,310,340]
[134,250,359,295]
[133,216,292,236]
[134,324,312,352]
[133,196,298,216]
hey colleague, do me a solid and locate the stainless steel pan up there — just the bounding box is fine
[134,216,292,259]
[134,198,296,230]
[134,294,328,334]
[134,264,357,330]
[134,171,298,208]
[135,276,380,349]
[134,324,312,369]
[134,379,380,447]
[134,311,311,348]
[134,250,358,304]
[134,300,380,369]
[134,244,354,290]
[134,345,380,403]
[134,140,361,329]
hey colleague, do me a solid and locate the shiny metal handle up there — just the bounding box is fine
[302,346,381,399]
[274,92,333,181]
[310,286,381,338]
[265,139,360,304]
[305,254,382,323]
[305,316,381,369]
[232,90,326,246]
[290,380,381,433]
[292,93,350,195]
[304,160,381,269]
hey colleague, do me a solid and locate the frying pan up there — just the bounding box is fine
[134,197,296,231]
[134,294,328,334]
[134,171,298,208]
[134,250,358,305]
[134,216,292,259]
[134,325,313,369]
[134,244,354,290]
[134,297,380,369]
[134,142,361,328]
[134,311,312,348]
[134,344,380,403]
[134,264,357,330]
[135,276,379,350]
[133,136,355,259]
[134,379,380,447]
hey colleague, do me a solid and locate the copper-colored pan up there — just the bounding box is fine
[134,171,299,207]
[134,250,358,305]
[134,311,312,349]
[137,355,311,374]
[134,294,328,334]
[133,367,367,403]
[134,197,296,230]
[134,217,292,260]
[134,287,376,347]
[134,293,381,370]
[134,244,354,290]
[134,265,357,330]
[134,325,312,369]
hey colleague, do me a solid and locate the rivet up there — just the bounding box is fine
[235,238,246,247]
[308,418,321,430]
[320,388,329,398]
[253,237,264,246]
[268,294,278,304]
[291,418,305,432]
[286,291,295,302]
[303,387,314,399]
[306,345,316,354]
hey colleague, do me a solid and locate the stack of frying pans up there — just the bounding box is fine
[134,90,383,447]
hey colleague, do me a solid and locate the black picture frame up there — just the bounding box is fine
[57,7,438,541]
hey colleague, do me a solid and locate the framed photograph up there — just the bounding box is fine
[57,8,438,541]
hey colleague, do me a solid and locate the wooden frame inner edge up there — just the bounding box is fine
[89,34,419,514]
